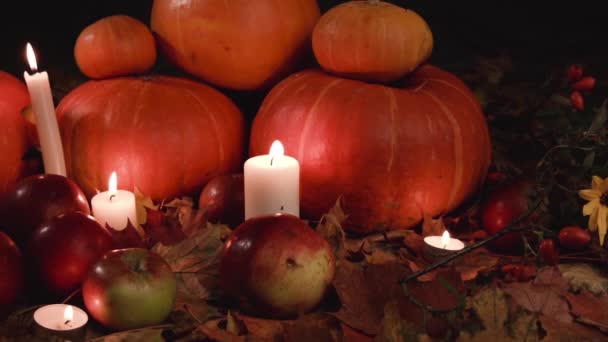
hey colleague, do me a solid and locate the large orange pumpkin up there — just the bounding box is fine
[312,0,433,83]
[57,76,245,201]
[0,71,29,197]
[151,0,320,90]
[75,15,157,79]
[250,65,491,234]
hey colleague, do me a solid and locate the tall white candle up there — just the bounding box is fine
[23,43,66,176]
[91,172,137,231]
[244,140,299,219]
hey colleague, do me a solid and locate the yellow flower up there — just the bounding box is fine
[579,176,608,245]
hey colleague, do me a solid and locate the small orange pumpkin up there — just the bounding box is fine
[313,0,433,83]
[75,15,156,79]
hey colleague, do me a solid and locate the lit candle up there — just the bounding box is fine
[33,304,88,341]
[91,171,137,230]
[423,231,465,262]
[244,140,299,219]
[23,43,66,176]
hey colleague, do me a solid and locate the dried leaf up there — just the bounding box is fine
[403,232,425,257]
[375,300,420,342]
[502,267,572,323]
[559,263,608,295]
[236,313,283,341]
[91,326,166,342]
[317,197,347,256]
[332,262,410,335]
[226,311,247,336]
[282,314,341,342]
[365,248,399,265]
[196,318,245,342]
[539,316,606,342]
[134,186,159,226]
[460,287,538,342]
[421,212,446,237]
[107,220,146,249]
[341,323,374,342]
[144,208,187,246]
[565,291,608,332]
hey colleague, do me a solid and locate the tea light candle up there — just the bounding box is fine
[244,140,299,219]
[23,43,66,176]
[33,304,88,341]
[423,231,465,262]
[91,172,137,230]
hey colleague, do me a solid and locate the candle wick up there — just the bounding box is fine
[109,194,116,202]
[442,244,447,250]
[270,156,274,166]
[280,205,284,211]
[64,320,71,325]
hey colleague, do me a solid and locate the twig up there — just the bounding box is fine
[61,288,81,304]
[401,198,543,283]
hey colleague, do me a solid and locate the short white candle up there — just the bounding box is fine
[424,231,465,251]
[244,140,299,219]
[33,304,88,331]
[91,172,137,231]
[23,43,66,176]
[423,231,465,263]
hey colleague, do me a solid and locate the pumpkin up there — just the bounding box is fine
[250,65,491,234]
[151,0,320,90]
[312,0,433,83]
[75,15,156,79]
[0,71,29,197]
[57,76,245,201]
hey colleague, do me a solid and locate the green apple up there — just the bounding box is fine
[82,248,176,330]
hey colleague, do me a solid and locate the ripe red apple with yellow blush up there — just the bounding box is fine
[219,213,335,318]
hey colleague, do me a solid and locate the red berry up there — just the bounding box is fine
[558,226,591,250]
[571,76,596,91]
[539,239,559,266]
[567,64,583,82]
[570,91,584,110]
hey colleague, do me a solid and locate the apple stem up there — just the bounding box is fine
[400,196,543,284]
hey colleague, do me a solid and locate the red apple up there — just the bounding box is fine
[198,173,244,227]
[28,211,113,297]
[21,105,39,147]
[83,248,176,330]
[0,174,90,246]
[0,231,24,315]
[219,214,335,318]
[481,177,533,254]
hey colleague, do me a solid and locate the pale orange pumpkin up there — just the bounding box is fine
[75,15,156,79]
[313,0,433,83]
[151,0,320,90]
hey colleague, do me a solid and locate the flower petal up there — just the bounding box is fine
[579,189,601,201]
[601,178,608,193]
[599,205,608,246]
[592,176,604,190]
[589,207,599,231]
[583,199,599,215]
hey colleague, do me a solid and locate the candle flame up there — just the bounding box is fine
[441,231,450,248]
[26,43,38,72]
[63,305,73,322]
[269,140,284,158]
[109,172,117,196]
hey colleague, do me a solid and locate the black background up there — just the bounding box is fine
[0,1,604,85]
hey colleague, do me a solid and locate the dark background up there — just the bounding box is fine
[0,1,605,92]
